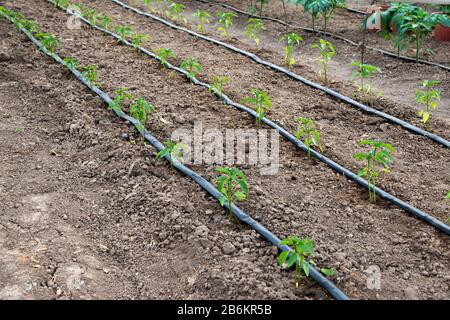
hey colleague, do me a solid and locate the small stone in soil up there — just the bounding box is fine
[222,243,236,255]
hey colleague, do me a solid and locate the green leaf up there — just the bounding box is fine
[287,252,298,268]
[219,195,226,207]
[303,261,310,277]
[234,191,246,201]
[278,251,289,266]
[321,268,336,277]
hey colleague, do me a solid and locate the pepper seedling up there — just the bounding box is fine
[209,76,229,100]
[35,32,60,53]
[97,15,112,30]
[248,1,257,15]
[354,140,395,203]
[156,140,187,173]
[216,166,248,222]
[80,65,98,87]
[256,0,269,15]
[295,117,323,159]
[130,96,155,131]
[416,80,440,126]
[143,0,164,14]
[131,33,151,49]
[216,12,237,38]
[81,7,99,25]
[351,61,382,106]
[180,57,202,83]
[108,88,133,113]
[21,18,39,33]
[311,39,335,83]
[280,33,303,67]
[54,0,69,8]
[63,57,79,70]
[278,236,315,288]
[166,2,186,23]
[192,10,211,32]
[245,18,264,47]
[115,25,133,44]
[154,48,175,68]
[241,89,272,126]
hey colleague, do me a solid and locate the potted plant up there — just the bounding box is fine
[434,5,450,42]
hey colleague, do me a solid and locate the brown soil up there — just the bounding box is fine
[1,0,449,300]
[0,14,315,301]
[177,0,450,120]
[215,0,450,65]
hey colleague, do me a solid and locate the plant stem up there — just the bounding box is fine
[416,36,420,62]
[281,0,287,20]
[227,183,233,221]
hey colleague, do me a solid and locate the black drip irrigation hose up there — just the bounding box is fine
[0,7,350,301]
[112,0,450,149]
[346,7,366,15]
[195,0,450,72]
[54,0,450,236]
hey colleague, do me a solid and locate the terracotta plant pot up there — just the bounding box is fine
[391,23,396,33]
[366,5,391,32]
[435,24,450,42]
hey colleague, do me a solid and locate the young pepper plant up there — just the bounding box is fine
[180,57,202,83]
[351,61,382,106]
[130,96,155,131]
[131,34,150,49]
[54,0,69,7]
[34,33,60,53]
[245,18,264,47]
[80,65,98,87]
[256,0,269,15]
[154,48,175,68]
[63,57,79,70]
[398,9,435,62]
[280,33,303,67]
[209,76,229,100]
[353,140,395,203]
[166,2,186,23]
[216,12,237,38]
[415,80,440,126]
[241,89,272,125]
[115,25,133,44]
[108,88,133,113]
[156,140,187,173]
[192,10,211,32]
[311,39,335,83]
[278,236,315,288]
[216,167,248,222]
[98,15,112,30]
[81,7,98,25]
[295,117,323,159]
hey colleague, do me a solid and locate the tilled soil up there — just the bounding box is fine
[212,0,450,65]
[174,0,450,119]
[1,0,449,300]
[0,19,317,300]
[54,0,450,223]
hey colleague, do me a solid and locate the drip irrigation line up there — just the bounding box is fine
[195,0,450,71]
[112,0,450,149]
[0,8,350,301]
[53,0,450,236]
